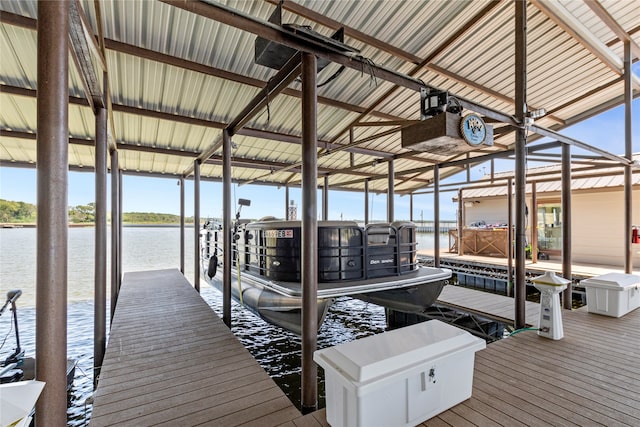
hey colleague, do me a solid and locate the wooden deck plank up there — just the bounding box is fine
[93,269,640,427]
[437,284,540,325]
[430,304,639,427]
[91,269,300,427]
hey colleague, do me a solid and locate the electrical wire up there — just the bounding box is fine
[317,64,346,88]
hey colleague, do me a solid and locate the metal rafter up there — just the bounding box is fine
[68,0,104,109]
[585,0,640,60]
[0,128,384,180]
[265,0,422,64]
[532,0,640,88]
[0,83,398,159]
[0,11,402,122]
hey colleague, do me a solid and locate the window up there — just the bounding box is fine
[537,203,562,252]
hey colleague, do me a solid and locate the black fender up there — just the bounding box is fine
[207,255,218,278]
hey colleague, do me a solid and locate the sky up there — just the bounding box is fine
[1,64,639,222]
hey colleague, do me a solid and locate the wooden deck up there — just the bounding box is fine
[420,305,640,427]
[90,269,304,426]
[417,249,638,278]
[92,268,640,427]
[437,284,540,325]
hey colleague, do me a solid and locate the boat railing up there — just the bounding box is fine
[201,221,419,282]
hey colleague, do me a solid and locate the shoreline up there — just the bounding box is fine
[0,223,196,228]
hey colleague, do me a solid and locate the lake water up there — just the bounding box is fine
[0,226,440,424]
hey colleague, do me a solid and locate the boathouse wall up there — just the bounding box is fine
[462,188,640,267]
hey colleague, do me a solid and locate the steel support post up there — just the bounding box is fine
[118,170,123,294]
[94,106,107,388]
[624,41,633,273]
[388,160,395,222]
[507,178,513,298]
[222,130,232,327]
[532,181,538,263]
[180,176,185,274]
[110,150,119,321]
[562,144,573,308]
[301,52,318,413]
[323,175,329,220]
[409,193,414,222]
[434,165,440,267]
[36,1,69,423]
[457,188,463,256]
[364,179,369,225]
[514,0,527,329]
[193,160,201,292]
[285,185,290,219]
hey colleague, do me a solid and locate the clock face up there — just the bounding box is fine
[460,114,486,146]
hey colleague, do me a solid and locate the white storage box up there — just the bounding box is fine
[581,273,640,317]
[314,320,485,427]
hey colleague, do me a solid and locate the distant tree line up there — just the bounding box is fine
[0,199,194,224]
[0,199,37,223]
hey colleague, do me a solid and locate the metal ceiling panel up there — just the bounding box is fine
[1,0,638,193]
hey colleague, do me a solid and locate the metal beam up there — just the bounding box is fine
[35,2,69,424]
[118,169,123,294]
[300,52,318,413]
[93,106,107,389]
[387,160,394,222]
[434,165,440,267]
[624,41,633,273]
[457,188,463,256]
[507,177,513,298]
[562,144,572,308]
[110,149,119,322]
[514,0,527,330]
[323,175,329,221]
[267,0,422,64]
[364,179,369,225]
[222,129,232,327]
[101,38,399,121]
[162,0,424,91]
[69,0,104,109]
[180,175,185,274]
[532,181,538,263]
[586,0,640,61]
[183,53,303,176]
[194,159,201,292]
[532,0,640,88]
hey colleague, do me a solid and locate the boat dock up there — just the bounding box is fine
[417,249,636,279]
[91,269,640,426]
[90,269,323,426]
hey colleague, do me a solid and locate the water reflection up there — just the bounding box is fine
[200,285,387,410]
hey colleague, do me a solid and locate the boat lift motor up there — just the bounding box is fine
[531,272,570,340]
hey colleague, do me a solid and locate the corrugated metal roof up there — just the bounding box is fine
[460,154,640,199]
[1,0,639,193]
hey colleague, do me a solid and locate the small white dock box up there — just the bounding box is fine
[581,273,640,317]
[314,320,486,427]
